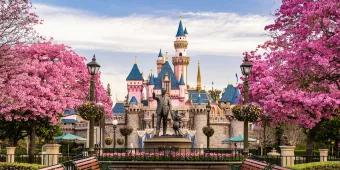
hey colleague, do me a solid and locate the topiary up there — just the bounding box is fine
[77,102,104,122]
[202,126,214,137]
[117,138,124,145]
[119,126,133,137]
[105,137,113,145]
[232,104,261,122]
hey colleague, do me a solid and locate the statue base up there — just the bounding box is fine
[144,135,192,152]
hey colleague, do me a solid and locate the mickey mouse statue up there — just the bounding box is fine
[172,111,183,136]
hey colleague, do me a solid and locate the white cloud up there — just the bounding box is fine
[34,3,273,57]
[33,3,273,101]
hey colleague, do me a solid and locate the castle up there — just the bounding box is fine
[108,20,246,148]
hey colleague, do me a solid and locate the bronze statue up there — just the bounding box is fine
[172,111,183,136]
[153,90,172,136]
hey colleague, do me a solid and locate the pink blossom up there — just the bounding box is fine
[0,42,112,124]
[241,0,339,128]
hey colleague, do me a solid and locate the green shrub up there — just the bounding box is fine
[0,162,43,170]
[289,161,340,170]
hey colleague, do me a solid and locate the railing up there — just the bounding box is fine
[96,148,243,162]
[0,153,85,167]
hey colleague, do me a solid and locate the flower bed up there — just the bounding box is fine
[99,151,241,161]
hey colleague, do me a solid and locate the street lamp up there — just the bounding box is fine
[87,54,101,155]
[206,101,212,149]
[240,55,253,156]
[112,119,118,149]
[206,101,211,126]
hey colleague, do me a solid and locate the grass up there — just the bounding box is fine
[0,162,44,170]
[289,161,340,170]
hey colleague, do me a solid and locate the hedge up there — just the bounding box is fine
[0,162,43,170]
[289,161,340,170]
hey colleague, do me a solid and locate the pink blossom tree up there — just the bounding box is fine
[0,0,41,51]
[242,0,339,129]
[0,42,112,156]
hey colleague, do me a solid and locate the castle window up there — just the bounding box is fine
[179,53,182,56]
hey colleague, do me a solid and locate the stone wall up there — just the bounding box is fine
[127,109,140,148]
[193,109,207,148]
[210,124,229,148]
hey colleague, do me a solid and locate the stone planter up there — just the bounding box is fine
[319,149,328,162]
[42,144,60,166]
[267,148,280,156]
[279,145,295,167]
[6,147,16,163]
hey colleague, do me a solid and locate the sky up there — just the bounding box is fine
[32,0,281,102]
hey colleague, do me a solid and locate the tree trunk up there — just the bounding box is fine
[335,139,339,157]
[263,123,266,155]
[275,125,283,151]
[306,132,314,156]
[28,126,36,163]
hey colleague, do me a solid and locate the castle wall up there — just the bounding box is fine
[127,110,140,148]
[231,120,244,137]
[194,110,207,148]
[104,124,125,148]
[210,124,229,148]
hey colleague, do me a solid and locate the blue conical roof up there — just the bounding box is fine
[126,64,144,81]
[184,27,188,35]
[129,96,138,105]
[176,20,185,37]
[179,74,185,85]
[221,84,240,104]
[158,49,163,58]
[149,74,155,85]
[154,61,179,89]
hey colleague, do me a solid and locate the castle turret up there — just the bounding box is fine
[156,49,165,74]
[190,104,208,148]
[126,63,144,103]
[179,74,186,100]
[172,20,190,84]
[163,73,171,94]
[126,97,142,148]
[147,74,155,100]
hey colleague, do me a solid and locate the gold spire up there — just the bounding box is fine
[197,61,202,92]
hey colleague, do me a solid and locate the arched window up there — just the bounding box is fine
[179,53,182,56]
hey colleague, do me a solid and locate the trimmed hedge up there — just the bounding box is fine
[0,162,43,170]
[289,161,340,170]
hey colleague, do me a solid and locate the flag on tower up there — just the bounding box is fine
[236,73,239,83]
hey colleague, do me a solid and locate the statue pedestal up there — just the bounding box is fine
[144,135,191,153]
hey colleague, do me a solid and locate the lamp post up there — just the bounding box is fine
[87,55,101,155]
[240,55,252,156]
[112,119,118,149]
[206,101,211,149]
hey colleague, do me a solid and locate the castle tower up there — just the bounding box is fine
[156,49,165,74]
[163,73,171,94]
[172,20,190,84]
[196,61,202,92]
[126,63,144,103]
[190,105,208,148]
[147,74,155,100]
[179,74,186,101]
[126,99,142,148]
